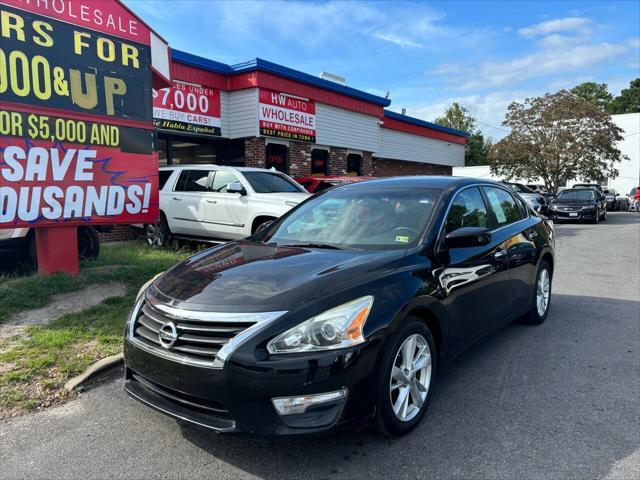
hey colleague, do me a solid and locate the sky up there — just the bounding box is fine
[124,0,640,139]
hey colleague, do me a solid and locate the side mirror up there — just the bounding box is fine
[227,182,246,195]
[444,227,492,249]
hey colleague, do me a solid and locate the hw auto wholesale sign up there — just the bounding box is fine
[259,89,315,142]
[0,0,159,228]
[153,81,221,136]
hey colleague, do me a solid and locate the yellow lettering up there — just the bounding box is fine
[69,69,98,110]
[121,44,139,68]
[97,37,116,62]
[0,111,23,136]
[104,76,126,116]
[73,31,90,55]
[32,21,54,47]
[0,11,25,41]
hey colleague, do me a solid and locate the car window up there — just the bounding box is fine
[557,189,595,200]
[483,186,522,227]
[211,171,240,193]
[264,187,441,250]
[243,172,302,193]
[158,170,173,190]
[175,170,211,192]
[445,188,490,232]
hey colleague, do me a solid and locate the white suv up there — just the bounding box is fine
[147,165,311,246]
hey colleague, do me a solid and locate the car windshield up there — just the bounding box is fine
[243,172,303,193]
[263,187,441,250]
[557,190,595,201]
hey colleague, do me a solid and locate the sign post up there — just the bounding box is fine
[0,0,170,274]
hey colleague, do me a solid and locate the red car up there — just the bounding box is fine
[295,175,375,193]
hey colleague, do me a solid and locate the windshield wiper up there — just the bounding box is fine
[273,242,344,250]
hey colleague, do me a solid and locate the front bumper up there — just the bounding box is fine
[547,208,596,221]
[124,338,379,435]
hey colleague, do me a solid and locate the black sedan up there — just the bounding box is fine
[124,177,555,436]
[548,188,607,223]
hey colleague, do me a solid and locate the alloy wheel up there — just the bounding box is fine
[146,224,164,247]
[389,333,432,422]
[536,268,551,317]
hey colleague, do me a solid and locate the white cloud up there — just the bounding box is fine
[373,32,423,48]
[535,34,587,49]
[459,42,628,89]
[518,16,593,37]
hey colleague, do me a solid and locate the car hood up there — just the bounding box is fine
[153,241,405,311]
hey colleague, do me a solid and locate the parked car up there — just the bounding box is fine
[571,184,608,214]
[526,184,555,203]
[295,175,375,193]
[602,188,622,211]
[145,165,311,246]
[547,188,606,223]
[501,181,547,214]
[0,226,103,264]
[124,177,555,436]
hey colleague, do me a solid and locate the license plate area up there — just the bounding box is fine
[569,213,578,217]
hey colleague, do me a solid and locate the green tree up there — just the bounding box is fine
[434,103,492,166]
[466,133,493,166]
[434,102,477,132]
[608,78,640,114]
[570,82,613,111]
[489,90,626,195]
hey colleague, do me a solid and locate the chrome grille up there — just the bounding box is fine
[132,301,257,366]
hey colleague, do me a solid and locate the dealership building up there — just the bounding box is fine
[152,49,468,178]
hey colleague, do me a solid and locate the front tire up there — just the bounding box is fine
[145,215,171,248]
[523,260,552,324]
[375,317,436,436]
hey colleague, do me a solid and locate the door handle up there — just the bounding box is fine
[527,231,538,239]
[172,197,182,201]
[206,200,217,204]
[494,249,507,259]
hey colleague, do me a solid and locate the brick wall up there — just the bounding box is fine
[244,137,266,168]
[329,147,348,175]
[288,142,312,176]
[362,152,373,175]
[372,157,452,177]
[98,224,140,243]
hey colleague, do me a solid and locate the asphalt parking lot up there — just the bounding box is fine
[1,212,639,480]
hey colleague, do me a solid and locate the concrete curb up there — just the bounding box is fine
[64,353,124,392]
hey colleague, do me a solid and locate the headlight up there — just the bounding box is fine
[267,296,374,354]
[137,271,164,299]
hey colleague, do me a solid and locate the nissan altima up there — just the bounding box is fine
[124,177,555,436]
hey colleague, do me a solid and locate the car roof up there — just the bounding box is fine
[159,164,285,173]
[331,176,504,190]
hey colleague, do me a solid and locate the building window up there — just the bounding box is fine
[157,136,169,166]
[266,143,288,173]
[311,149,329,175]
[347,153,362,176]
[158,134,245,167]
[171,138,217,165]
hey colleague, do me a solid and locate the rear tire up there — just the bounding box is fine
[523,260,552,325]
[375,317,437,436]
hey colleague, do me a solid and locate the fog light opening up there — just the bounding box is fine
[271,388,348,416]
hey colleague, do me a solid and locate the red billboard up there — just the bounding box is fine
[259,89,316,142]
[0,0,159,228]
[153,81,221,137]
